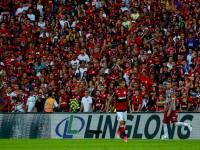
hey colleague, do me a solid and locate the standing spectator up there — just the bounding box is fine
[0,0,199,115]
[186,32,197,51]
[0,96,5,112]
[34,92,45,112]
[0,23,8,37]
[93,90,104,112]
[12,97,25,113]
[37,0,44,17]
[146,95,157,112]
[15,3,30,16]
[59,14,69,29]
[138,70,151,89]
[156,93,165,112]
[141,94,149,112]
[131,8,140,21]
[27,8,36,22]
[44,92,59,112]
[79,90,93,112]
[33,4,41,21]
[79,61,88,79]
[186,49,194,65]
[38,17,45,29]
[78,48,90,63]
[120,1,129,12]
[181,60,190,75]
[70,53,80,68]
[59,88,70,112]
[26,90,37,112]
[131,90,142,112]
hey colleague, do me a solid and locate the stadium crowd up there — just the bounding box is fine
[0,0,200,113]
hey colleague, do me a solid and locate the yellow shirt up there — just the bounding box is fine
[66,33,75,40]
[44,98,55,112]
[131,13,140,20]
[122,20,131,28]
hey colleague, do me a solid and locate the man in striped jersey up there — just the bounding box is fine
[107,79,132,142]
[161,81,192,140]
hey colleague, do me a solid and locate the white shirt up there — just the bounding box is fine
[187,54,193,65]
[38,22,45,28]
[70,59,80,68]
[78,31,83,37]
[53,100,59,107]
[86,33,91,39]
[37,4,43,16]
[81,96,92,112]
[95,1,102,8]
[102,13,106,18]
[60,20,69,28]
[27,14,35,21]
[10,92,17,103]
[78,54,90,63]
[26,95,37,112]
[16,6,29,15]
[173,35,180,42]
[123,73,129,85]
[104,68,109,74]
[39,32,50,38]
[167,63,173,70]
[79,67,88,78]
[13,103,24,112]
[142,99,148,108]
[121,7,129,12]
[71,20,79,28]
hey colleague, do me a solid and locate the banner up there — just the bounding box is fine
[0,113,200,139]
[51,113,200,139]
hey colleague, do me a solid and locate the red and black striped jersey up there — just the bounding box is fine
[114,88,128,112]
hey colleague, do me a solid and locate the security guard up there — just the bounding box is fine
[44,92,58,112]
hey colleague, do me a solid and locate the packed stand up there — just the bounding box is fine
[0,0,199,113]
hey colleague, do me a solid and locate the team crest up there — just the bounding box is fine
[124,91,126,94]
